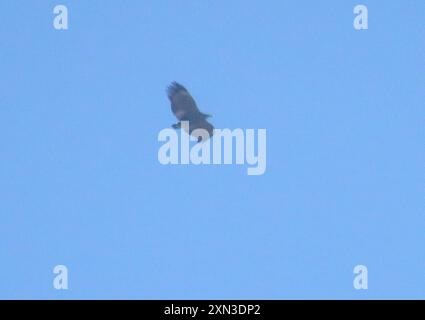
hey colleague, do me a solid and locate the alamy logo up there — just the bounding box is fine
[53,265,69,290]
[353,265,368,290]
[353,5,368,30]
[158,121,267,176]
[53,5,68,30]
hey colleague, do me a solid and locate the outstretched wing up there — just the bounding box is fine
[167,82,200,121]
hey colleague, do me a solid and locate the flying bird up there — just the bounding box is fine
[166,82,214,142]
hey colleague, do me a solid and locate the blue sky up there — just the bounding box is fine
[0,1,424,299]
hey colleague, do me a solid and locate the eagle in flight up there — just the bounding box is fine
[167,82,214,142]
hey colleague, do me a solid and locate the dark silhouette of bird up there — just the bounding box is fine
[166,82,214,142]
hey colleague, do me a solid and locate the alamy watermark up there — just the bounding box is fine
[158,122,267,176]
[53,5,68,30]
[353,5,368,30]
[53,264,69,290]
[353,264,368,290]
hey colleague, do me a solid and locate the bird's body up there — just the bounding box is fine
[167,82,214,142]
